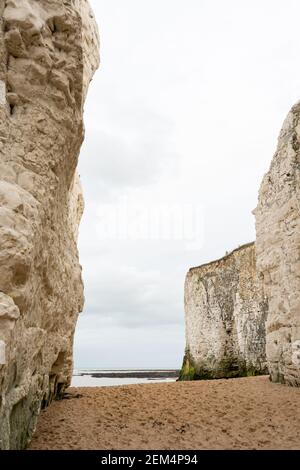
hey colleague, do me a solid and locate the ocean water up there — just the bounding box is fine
[71,369,178,387]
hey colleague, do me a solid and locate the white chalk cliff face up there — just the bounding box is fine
[0,0,99,449]
[255,102,300,386]
[180,243,268,380]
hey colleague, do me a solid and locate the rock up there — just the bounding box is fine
[0,0,99,450]
[254,101,300,386]
[180,243,268,380]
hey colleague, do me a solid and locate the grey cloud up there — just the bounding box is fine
[73,0,300,368]
[81,261,184,328]
[74,318,184,369]
[79,106,178,201]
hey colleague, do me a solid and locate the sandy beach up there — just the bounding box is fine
[29,376,300,450]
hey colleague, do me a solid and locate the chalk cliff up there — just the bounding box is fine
[255,102,300,386]
[0,0,99,449]
[180,243,268,380]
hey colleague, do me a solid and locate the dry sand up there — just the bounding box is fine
[29,376,300,450]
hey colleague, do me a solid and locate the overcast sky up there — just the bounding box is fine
[74,0,300,369]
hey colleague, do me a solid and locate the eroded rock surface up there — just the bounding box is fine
[255,102,300,386]
[180,243,268,380]
[0,0,99,449]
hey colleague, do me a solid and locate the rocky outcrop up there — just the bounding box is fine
[255,102,300,386]
[0,0,99,450]
[180,243,268,380]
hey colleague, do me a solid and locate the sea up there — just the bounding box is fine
[72,369,179,387]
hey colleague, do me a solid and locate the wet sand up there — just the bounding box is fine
[29,376,300,450]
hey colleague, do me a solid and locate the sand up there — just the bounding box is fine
[29,376,300,450]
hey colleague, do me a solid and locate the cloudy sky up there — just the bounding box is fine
[74,0,300,369]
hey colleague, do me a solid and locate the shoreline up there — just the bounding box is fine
[74,370,180,379]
